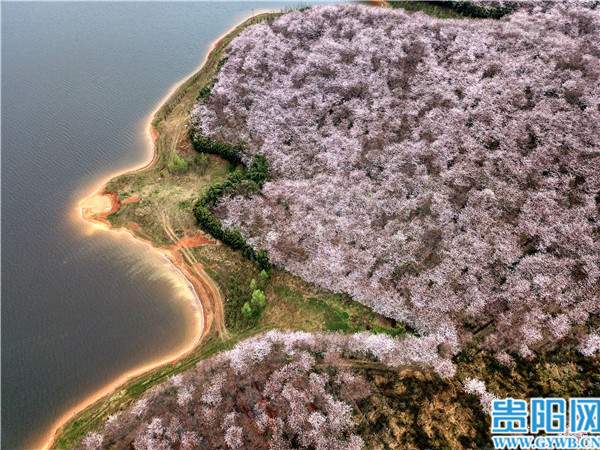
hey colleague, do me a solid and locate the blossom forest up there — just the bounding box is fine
[80,3,600,449]
[193,4,600,360]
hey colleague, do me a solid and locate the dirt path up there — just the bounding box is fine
[161,214,227,338]
[81,196,227,340]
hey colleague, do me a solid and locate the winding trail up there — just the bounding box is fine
[80,191,227,342]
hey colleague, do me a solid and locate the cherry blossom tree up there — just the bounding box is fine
[579,331,600,357]
[81,432,103,450]
[463,377,497,413]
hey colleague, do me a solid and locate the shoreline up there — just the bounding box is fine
[38,11,273,450]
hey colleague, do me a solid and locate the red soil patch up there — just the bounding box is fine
[150,126,159,143]
[175,234,214,249]
[80,192,123,228]
[96,192,120,220]
[122,196,142,205]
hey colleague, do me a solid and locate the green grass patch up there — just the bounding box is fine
[167,152,189,174]
[371,323,407,337]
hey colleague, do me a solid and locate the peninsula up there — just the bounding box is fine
[47,3,600,449]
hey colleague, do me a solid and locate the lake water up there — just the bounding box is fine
[1,3,294,448]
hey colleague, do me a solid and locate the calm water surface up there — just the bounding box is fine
[1,3,293,448]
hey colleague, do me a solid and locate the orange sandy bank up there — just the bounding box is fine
[150,125,159,143]
[79,190,220,340]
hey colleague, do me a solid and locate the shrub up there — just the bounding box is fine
[251,289,267,310]
[167,153,188,174]
[255,250,271,272]
[194,153,210,174]
[196,85,212,102]
[440,1,514,19]
[233,179,260,197]
[223,229,246,250]
[241,302,254,319]
[193,205,222,239]
[240,288,267,322]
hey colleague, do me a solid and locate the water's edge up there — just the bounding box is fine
[39,11,271,450]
